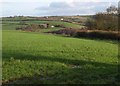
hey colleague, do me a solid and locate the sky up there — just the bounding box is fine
[0,0,119,17]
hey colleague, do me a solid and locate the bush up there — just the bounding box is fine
[19,21,26,25]
[16,24,41,32]
[16,27,23,30]
[54,24,65,28]
[85,14,118,31]
[75,30,120,40]
[47,28,120,40]
[48,28,77,36]
[85,19,96,30]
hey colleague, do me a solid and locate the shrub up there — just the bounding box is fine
[16,24,41,32]
[19,21,26,25]
[85,14,118,31]
[48,28,77,36]
[16,27,23,30]
[85,19,96,30]
[75,30,120,40]
[54,24,65,28]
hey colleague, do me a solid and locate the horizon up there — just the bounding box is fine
[1,14,94,18]
[0,0,119,17]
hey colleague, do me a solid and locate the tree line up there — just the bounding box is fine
[85,5,118,31]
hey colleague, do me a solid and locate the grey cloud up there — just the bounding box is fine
[35,2,71,10]
[49,2,71,8]
[35,2,118,16]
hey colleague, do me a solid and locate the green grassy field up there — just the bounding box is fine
[2,20,83,30]
[2,30,118,84]
[26,21,83,28]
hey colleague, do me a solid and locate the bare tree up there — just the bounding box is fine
[106,5,118,14]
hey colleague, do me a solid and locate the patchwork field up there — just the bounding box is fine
[2,30,118,84]
[2,20,83,30]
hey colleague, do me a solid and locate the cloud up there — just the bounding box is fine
[35,1,118,16]
[1,0,119,2]
[49,2,71,8]
[2,1,118,17]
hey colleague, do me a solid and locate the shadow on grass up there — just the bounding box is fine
[46,31,119,44]
[2,51,119,84]
[75,31,119,40]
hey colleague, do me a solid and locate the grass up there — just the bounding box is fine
[0,30,2,82]
[26,21,83,28]
[2,24,25,30]
[2,30,119,84]
[2,20,83,30]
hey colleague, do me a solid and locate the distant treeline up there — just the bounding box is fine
[85,14,118,31]
[85,5,118,31]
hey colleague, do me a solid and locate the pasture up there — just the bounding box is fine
[2,30,118,84]
[2,20,83,30]
[2,17,119,84]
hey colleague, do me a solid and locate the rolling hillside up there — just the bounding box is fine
[2,30,118,84]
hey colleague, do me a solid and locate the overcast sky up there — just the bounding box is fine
[0,0,119,17]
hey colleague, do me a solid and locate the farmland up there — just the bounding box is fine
[2,16,119,84]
